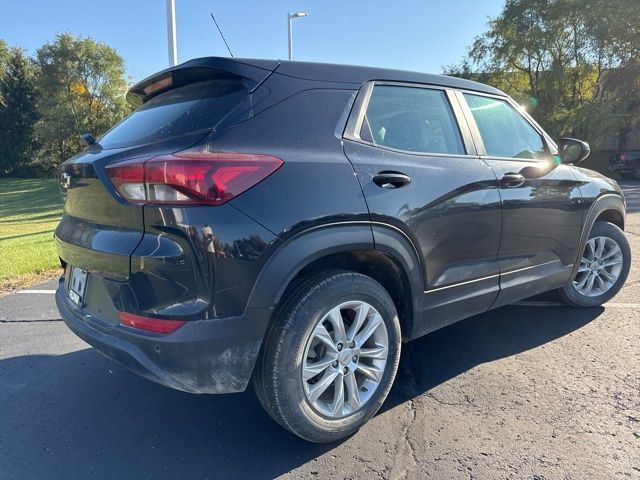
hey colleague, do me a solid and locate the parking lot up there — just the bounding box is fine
[1,182,638,479]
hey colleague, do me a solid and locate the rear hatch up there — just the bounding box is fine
[55,58,278,281]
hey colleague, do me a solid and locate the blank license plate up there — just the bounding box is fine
[68,266,88,306]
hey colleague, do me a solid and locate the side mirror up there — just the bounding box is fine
[559,137,590,164]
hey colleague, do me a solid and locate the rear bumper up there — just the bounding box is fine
[56,279,272,394]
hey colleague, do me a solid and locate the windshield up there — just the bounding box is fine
[99,79,247,149]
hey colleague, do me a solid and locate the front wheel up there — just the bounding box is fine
[559,221,631,307]
[253,270,401,443]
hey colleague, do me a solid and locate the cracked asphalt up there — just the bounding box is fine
[1,182,639,479]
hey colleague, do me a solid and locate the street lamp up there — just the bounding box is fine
[166,0,178,66]
[287,11,308,60]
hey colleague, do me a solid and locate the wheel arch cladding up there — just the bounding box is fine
[246,224,422,341]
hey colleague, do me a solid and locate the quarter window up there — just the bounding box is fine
[463,93,546,159]
[360,85,465,155]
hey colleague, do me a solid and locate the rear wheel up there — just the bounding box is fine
[559,221,631,307]
[253,270,401,443]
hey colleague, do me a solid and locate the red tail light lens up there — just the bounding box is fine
[119,312,186,334]
[620,154,627,163]
[105,150,282,205]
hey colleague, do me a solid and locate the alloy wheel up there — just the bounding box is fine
[573,236,624,297]
[302,301,389,419]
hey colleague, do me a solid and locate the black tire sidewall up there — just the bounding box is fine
[267,272,401,442]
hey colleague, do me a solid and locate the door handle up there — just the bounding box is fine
[500,172,526,187]
[373,171,411,189]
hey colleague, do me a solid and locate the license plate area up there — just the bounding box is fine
[68,266,88,306]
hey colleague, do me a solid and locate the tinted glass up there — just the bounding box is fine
[99,79,246,149]
[361,85,465,155]
[464,94,546,159]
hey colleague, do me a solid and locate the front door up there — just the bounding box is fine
[459,92,584,307]
[343,83,502,337]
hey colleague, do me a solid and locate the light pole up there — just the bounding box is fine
[287,11,307,60]
[166,0,178,66]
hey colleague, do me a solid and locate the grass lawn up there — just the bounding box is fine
[0,178,63,286]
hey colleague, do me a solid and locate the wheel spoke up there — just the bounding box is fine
[594,237,606,259]
[594,274,607,293]
[601,256,623,268]
[585,240,596,260]
[600,245,621,261]
[344,373,361,410]
[312,323,338,353]
[347,303,370,342]
[307,368,339,403]
[574,273,589,292]
[582,274,596,296]
[330,375,345,416]
[326,306,347,344]
[358,345,388,360]
[354,313,383,347]
[303,355,336,381]
[356,363,384,382]
[577,262,590,273]
[600,269,617,282]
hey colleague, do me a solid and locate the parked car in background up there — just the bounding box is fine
[609,151,640,179]
[55,58,631,443]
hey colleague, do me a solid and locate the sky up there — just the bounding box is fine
[3,0,504,83]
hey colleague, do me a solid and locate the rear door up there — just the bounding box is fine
[343,82,502,337]
[457,91,584,306]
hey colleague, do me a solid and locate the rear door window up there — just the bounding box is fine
[463,93,546,159]
[360,85,465,155]
[99,79,247,149]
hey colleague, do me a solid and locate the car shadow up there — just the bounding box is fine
[0,305,603,479]
[382,304,603,412]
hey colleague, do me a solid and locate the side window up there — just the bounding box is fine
[360,85,465,155]
[463,93,546,159]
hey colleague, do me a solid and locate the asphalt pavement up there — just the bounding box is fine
[1,182,638,479]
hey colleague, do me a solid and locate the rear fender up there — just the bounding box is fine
[246,223,423,325]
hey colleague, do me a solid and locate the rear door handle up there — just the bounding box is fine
[373,171,411,189]
[501,172,526,187]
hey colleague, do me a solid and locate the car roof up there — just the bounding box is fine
[128,57,506,104]
[271,59,505,96]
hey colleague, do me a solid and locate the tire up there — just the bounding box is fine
[252,270,401,443]
[559,221,631,307]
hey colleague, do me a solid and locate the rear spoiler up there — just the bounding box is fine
[126,57,281,107]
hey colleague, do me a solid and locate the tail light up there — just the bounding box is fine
[620,154,627,163]
[119,312,186,334]
[105,149,283,205]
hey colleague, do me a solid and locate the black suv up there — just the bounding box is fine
[55,58,631,443]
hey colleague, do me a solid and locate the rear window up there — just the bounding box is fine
[99,79,247,149]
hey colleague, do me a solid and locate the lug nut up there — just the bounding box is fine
[337,343,343,351]
[343,367,348,374]
[352,355,358,362]
[332,361,338,368]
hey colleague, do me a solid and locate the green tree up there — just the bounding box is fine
[447,0,640,149]
[35,33,131,168]
[0,48,39,176]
